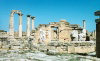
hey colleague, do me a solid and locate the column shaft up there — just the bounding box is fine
[18,14,23,37]
[96,21,100,58]
[31,16,35,30]
[27,15,31,37]
[9,14,14,37]
[32,19,34,30]
[83,20,86,29]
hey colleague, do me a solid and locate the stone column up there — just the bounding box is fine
[95,10,100,58]
[9,12,14,37]
[82,20,86,41]
[18,13,23,37]
[27,15,31,37]
[31,16,35,30]
[83,20,86,29]
[96,19,100,58]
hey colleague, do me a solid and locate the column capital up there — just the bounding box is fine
[27,15,31,17]
[94,10,100,16]
[95,19,100,23]
[18,13,23,16]
[31,16,35,19]
[83,20,85,21]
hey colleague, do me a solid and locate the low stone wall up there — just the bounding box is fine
[48,41,95,54]
[68,46,95,53]
[67,41,96,53]
[0,39,96,54]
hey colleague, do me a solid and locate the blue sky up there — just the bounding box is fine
[0,0,100,32]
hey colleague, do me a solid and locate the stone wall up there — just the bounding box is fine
[68,46,95,53]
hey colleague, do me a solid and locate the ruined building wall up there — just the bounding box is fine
[34,25,51,44]
[58,21,72,42]
[34,20,72,44]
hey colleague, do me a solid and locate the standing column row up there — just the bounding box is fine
[9,11,35,38]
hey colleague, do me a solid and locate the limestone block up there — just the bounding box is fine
[68,46,75,53]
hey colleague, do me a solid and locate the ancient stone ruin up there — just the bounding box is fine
[0,10,96,54]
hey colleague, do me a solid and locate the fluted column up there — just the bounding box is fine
[9,13,14,37]
[31,16,35,30]
[27,15,31,37]
[18,13,23,37]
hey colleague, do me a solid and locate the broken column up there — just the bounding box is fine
[94,30,96,40]
[31,16,35,30]
[9,11,14,37]
[92,30,96,40]
[82,20,86,41]
[95,10,100,58]
[18,13,23,37]
[83,20,86,29]
[27,15,31,37]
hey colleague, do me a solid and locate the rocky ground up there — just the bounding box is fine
[0,49,100,61]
